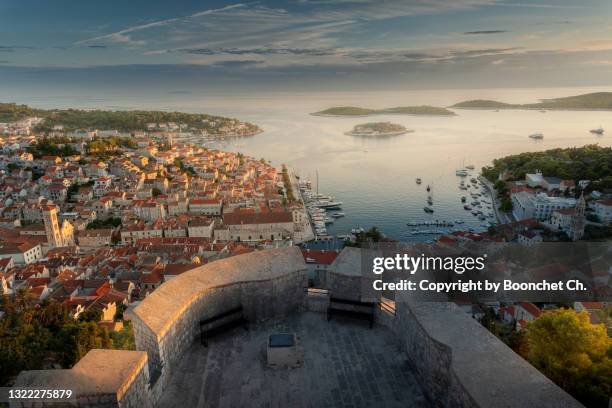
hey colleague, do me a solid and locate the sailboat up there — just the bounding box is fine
[590,126,604,135]
[456,158,469,176]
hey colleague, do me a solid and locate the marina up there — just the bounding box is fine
[55,87,612,243]
[296,162,499,243]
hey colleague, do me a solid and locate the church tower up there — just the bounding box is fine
[42,205,63,248]
[571,193,586,241]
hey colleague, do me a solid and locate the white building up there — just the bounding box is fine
[187,218,214,238]
[189,199,222,216]
[0,242,43,264]
[512,192,576,221]
[593,199,612,225]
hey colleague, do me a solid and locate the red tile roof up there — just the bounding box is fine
[301,249,339,265]
[519,302,541,318]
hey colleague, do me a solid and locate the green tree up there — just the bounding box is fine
[55,322,111,368]
[110,322,135,351]
[78,308,102,323]
[479,307,499,336]
[500,197,513,212]
[526,309,612,407]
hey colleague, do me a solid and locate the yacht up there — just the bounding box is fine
[331,212,345,218]
[427,197,433,205]
[461,196,467,203]
[455,169,469,177]
[426,185,431,192]
[529,132,544,139]
[424,206,434,213]
[464,205,472,210]
[465,164,475,170]
[316,201,343,209]
[590,127,604,135]
[416,178,422,184]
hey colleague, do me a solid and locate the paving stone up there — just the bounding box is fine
[158,312,430,408]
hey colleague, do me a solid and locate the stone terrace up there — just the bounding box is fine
[158,312,430,408]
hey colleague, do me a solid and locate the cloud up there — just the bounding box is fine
[211,59,265,68]
[464,30,508,35]
[181,47,337,56]
[76,3,247,46]
[489,2,588,9]
[0,45,38,52]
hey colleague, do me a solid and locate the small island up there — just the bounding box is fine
[313,105,455,116]
[344,122,410,137]
[451,92,612,111]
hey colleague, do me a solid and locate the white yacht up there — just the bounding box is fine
[590,127,604,135]
[455,169,469,177]
[529,132,544,139]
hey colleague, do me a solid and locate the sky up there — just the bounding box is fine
[1,0,612,96]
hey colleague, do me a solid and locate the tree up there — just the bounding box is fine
[500,197,513,212]
[479,307,499,336]
[494,180,508,193]
[114,303,127,321]
[78,308,102,323]
[526,309,612,407]
[0,292,134,385]
[110,322,135,351]
[55,322,111,368]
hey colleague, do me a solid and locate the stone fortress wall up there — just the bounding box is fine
[13,246,582,407]
[128,246,309,405]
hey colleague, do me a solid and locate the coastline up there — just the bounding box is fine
[311,112,456,117]
[344,130,412,137]
[451,107,612,112]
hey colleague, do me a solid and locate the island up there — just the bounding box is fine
[344,122,410,137]
[0,102,262,137]
[312,105,455,116]
[451,92,612,111]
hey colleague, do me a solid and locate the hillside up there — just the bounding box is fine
[451,100,515,109]
[0,102,261,134]
[481,144,612,191]
[0,103,45,122]
[452,92,612,110]
[313,105,455,116]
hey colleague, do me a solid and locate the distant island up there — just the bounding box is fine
[0,102,262,136]
[313,105,455,116]
[345,122,410,137]
[451,92,612,111]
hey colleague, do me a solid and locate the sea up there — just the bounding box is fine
[6,87,612,241]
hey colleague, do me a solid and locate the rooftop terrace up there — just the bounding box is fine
[158,312,429,408]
